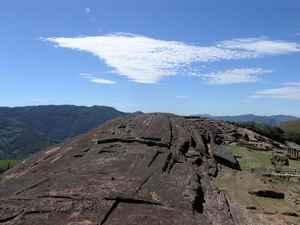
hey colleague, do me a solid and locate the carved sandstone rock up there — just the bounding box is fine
[0,113,254,225]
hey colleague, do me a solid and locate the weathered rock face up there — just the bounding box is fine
[213,145,241,170]
[0,114,245,225]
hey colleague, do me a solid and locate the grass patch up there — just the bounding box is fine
[280,119,300,135]
[215,168,300,224]
[288,159,300,169]
[226,145,274,170]
[216,145,300,223]
[0,160,18,171]
[226,144,300,170]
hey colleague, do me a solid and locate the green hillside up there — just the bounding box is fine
[0,105,126,159]
[280,119,300,134]
[279,119,300,144]
[0,160,18,172]
[233,121,286,143]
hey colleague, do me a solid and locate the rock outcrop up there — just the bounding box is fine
[0,114,273,225]
[213,145,241,170]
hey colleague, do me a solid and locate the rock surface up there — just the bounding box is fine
[0,114,275,225]
[213,145,241,170]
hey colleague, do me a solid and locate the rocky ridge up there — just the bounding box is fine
[0,113,284,225]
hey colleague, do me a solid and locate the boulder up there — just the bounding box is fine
[271,154,289,167]
[213,145,241,170]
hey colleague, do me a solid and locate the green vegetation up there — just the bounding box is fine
[0,160,18,172]
[203,114,298,126]
[215,168,300,224]
[0,118,54,159]
[0,105,125,159]
[226,145,275,170]
[226,144,300,170]
[217,145,300,224]
[280,119,300,144]
[235,122,286,143]
[216,170,291,210]
[234,120,300,145]
[280,119,300,134]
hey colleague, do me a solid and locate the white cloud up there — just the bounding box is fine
[90,78,116,84]
[80,73,116,84]
[85,8,91,14]
[203,68,271,85]
[252,82,300,100]
[218,37,300,55]
[45,34,300,84]
[296,33,300,36]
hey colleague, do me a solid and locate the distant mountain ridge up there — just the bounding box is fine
[193,114,298,127]
[1,107,298,159]
[0,105,126,159]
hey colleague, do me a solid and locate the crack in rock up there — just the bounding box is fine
[147,150,164,167]
[97,137,169,148]
[15,178,49,195]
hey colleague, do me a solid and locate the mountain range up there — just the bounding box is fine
[194,114,298,127]
[1,105,299,159]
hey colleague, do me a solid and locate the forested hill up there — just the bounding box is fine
[279,119,300,144]
[0,105,125,159]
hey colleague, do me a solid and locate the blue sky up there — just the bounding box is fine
[1,0,300,115]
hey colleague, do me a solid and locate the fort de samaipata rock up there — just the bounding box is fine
[0,113,285,225]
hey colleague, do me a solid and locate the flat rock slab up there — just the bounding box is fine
[213,145,241,170]
[0,113,248,225]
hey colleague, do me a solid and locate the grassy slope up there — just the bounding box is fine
[0,160,18,171]
[279,119,300,144]
[227,145,300,170]
[0,160,18,181]
[280,119,300,135]
[215,168,300,224]
[216,145,300,224]
[227,145,274,169]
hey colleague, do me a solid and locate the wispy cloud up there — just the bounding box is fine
[283,82,300,86]
[252,82,300,100]
[176,95,189,99]
[85,8,91,14]
[296,33,300,36]
[45,33,300,84]
[218,37,300,55]
[90,78,116,84]
[203,68,271,85]
[80,73,116,84]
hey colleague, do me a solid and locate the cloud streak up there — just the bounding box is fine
[45,33,300,84]
[203,68,271,85]
[176,95,189,99]
[252,82,300,100]
[80,73,116,84]
[218,37,300,55]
